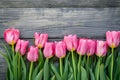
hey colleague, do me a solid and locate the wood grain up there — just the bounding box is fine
[0,0,120,8]
[0,8,120,39]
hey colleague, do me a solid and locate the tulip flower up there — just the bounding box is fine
[43,42,54,80]
[106,31,120,48]
[27,46,39,62]
[77,38,88,55]
[55,41,66,76]
[15,39,29,56]
[106,31,120,80]
[64,35,78,51]
[96,40,108,57]
[64,35,78,80]
[4,28,20,45]
[27,46,38,80]
[43,42,54,58]
[55,41,66,58]
[34,32,48,48]
[95,40,108,80]
[87,39,96,56]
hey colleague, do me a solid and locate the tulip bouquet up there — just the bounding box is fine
[0,28,120,80]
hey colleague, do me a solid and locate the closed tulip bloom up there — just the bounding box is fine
[106,31,120,48]
[43,42,54,58]
[15,39,29,55]
[4,28,20,45]
[64,35,78,51]
[34,32,48,48]
[55,41,66,58]
[77,38,88,55]
[27,46,38,62]
[87,39,96,56]
[96,40,108,57]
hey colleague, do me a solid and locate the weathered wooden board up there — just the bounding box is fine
[0,8,120,39]
[0,0,120,8]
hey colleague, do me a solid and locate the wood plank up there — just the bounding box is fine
[0,0,120,8]
[0,8,120,39]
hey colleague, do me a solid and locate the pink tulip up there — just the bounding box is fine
[15,39,29,56]
[87,39,96,56]
[55,41,66,58]
[4,28,20,45]
[43,42,54,58]
[27,46,38,62]
[64,35,78,51]
[77,38,88,55]
[34,32,48,48]
[96,40,108,57]
[106,31,120,48]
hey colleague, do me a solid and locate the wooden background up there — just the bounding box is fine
[0,0,120,80]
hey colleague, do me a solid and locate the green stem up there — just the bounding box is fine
[12,45,14,59]
[97,57,101,80]
[60,58,63,77]
[18,53,21,80]
[71,51,76,80]
[111,48,114,80]
[77,55,82,80]
[29,62,33,80]
[87,56,89,66]
[87,56,89,79]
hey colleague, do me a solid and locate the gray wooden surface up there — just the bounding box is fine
[0,8,120,39]
[0,0,120,8]
[0,0,120,79]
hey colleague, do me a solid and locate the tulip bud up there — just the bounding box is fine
[64,35,78,51]
[27,46,38,62]
[34,32,48,48]
[55,41,66,58]
[15,39,29,56]
[77,38,88,55]
[4,28,20,45]
[87,39,96,56]
[106,31,120,48]
[96,40,108,57]
[43,42,54,58]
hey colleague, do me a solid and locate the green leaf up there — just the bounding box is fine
[100,64,105,80]
[21,56,26,80]
[95,58,100,80]
[0,52,13,80]
[50,75,56,80]
[51,63,61,80]
[39,49,44,67]
[81,66,88,80]
[68,61,74,80]
[106,74,110,80]
[2,43,12,61]
[105,54,112,68]
[89,68,95,80]
[35,69,43,80]
[77,55,82,80]
[44,58,49,80]
[13,53,18,80]
[62,53,70,80]
[114,52,120,79]
[81,55,86,66]
[32,62,41,79]
[68,74,74,80]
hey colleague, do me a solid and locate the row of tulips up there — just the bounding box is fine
[0,28,120,80]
